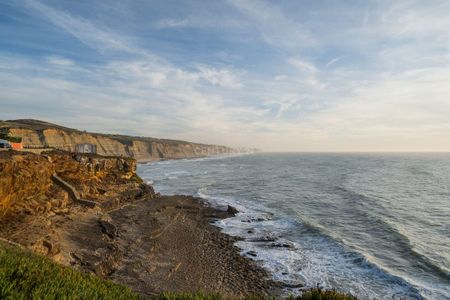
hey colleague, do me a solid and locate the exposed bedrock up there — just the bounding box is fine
[0,119,235,161]
[0,150,153,216]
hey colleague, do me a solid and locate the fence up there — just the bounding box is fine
[23,144,76,149]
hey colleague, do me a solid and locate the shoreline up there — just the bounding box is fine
[0,150,279,298]
[0,194,280,298]
[136,152,249,164]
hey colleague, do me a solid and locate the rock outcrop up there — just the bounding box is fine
[0,151,55,215]
[0,150,276,298]
[0,119,235,161]
[0,150,154,216]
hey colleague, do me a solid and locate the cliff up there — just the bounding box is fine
[0,119,235,161]
[0,150,152,217]
[0,150,276,298]
[0,151,55,215]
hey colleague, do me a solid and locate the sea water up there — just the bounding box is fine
[138,153,450,299]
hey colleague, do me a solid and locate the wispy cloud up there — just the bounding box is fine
[1,0,450,151]
[23,0,145,55]
[226,0,315,49]
[326,56,345,67]
[288,58,317,74]
[155,18,190,29]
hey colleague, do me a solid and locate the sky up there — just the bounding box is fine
[1,0,450,152]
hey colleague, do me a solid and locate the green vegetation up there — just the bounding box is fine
[155,292,223,300]
[155,288,357,300]
[0,242,141,299]
[6,136,22,143]
[0,242,357,300]
[0,133,22,143]
[290,287,357,300]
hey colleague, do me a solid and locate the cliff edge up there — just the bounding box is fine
[0,119,235,161]
[0,150,275,298]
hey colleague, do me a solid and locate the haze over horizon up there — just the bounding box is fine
[1,1,450,152]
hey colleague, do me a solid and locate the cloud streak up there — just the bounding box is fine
[1,0,450,151]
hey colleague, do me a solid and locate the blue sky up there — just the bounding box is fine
[1,0,450,151]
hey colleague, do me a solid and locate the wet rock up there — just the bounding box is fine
[227,205,239,215]
[249,235,277,242]
[241,215,272,223]
[269,242,295,249]
[282,282,304,289]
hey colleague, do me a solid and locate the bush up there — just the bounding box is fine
[0,134,22,143]
[6,136,22,143]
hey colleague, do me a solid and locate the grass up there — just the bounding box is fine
[155,292,223,300]
[0,242,357,300]
[290,287,358,300]
[0,241,141,299]
[155,288,357,300]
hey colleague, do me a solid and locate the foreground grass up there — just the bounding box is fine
[290,288,358,300]
[0,241,140,299]
[1,241,356,300]
[156,288,357,300]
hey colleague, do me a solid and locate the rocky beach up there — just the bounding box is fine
[0,150,277,298]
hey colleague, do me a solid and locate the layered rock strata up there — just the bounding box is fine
[0,119,235,161]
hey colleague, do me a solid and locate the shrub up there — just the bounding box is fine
[6,136,22,143]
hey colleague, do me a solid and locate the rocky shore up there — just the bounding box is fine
[0,150,277,298]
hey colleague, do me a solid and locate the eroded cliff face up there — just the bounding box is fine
[2,120,235,161]
[0,151,58,216]
[0,150,155,258]
[0,150,152,216]
[45,150,150,205]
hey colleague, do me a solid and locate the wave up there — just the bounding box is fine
[137,153,450,299]
[141,153,244,166]
[195,187,424,299]
[288,216,426,297]
[332,185,450,283]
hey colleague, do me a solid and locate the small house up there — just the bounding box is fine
[0,135,23,150]
[10,142,23,150]
[75,143,97,154]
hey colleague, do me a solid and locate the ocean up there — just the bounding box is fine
[138,153,450,300]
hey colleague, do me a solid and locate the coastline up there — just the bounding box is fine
[0,150,278,298]
[67,194,279,298]
[136,152,248,164]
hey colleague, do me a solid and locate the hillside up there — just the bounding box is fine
[0,119,235,161]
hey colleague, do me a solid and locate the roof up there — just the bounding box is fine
[0,139,10,144]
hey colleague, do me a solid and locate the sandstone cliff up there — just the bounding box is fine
[0,151,55,215]
[0,119,235,161]
[0,150,156,259]
[0,150,152,216]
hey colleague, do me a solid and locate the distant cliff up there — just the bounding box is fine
[0,119,235,162]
